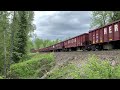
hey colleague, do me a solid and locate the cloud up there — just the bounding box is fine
[34,11,92,40]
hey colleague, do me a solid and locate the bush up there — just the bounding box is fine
[46,63,81,79]
[80,54,120,79]
[0,76,3,79]
[46,54,120,79]
[8,53,55,79]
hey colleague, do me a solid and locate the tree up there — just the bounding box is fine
[0,11,10,76]
[12,11,27,63]
[110,11,120,21]
[10,11,35,63]
[27,39,34,52]
[90,11,110,29]
[90,11,120,29]
[34,38,42,49]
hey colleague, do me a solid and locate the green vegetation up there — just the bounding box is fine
[0,11,35,77]
[33,37,61,50]
[45,54,120,79]
[0,76,4,79]
[46,63,81,79]
[8,53,55,79]
[81,55,120,79]
[90,11,120,29]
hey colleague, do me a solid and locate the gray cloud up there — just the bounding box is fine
[34,11,92,40]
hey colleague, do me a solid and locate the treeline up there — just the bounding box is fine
[28,37,61,50]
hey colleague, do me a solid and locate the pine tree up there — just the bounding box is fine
[13,11,28,63]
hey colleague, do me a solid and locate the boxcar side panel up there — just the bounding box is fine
[114,22,120,40]
[89,32,92,44]
[76,36,79,46]
[82,35,85,44]
[96,30,99,43]
[77,36,81,46]
[104,27,108,42]
[74,37,77,47]
[100,28,104,43]
[108,25,114,41]
[81,35,83,46]
[92,31,96,44]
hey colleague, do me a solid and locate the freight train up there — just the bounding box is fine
[34,19,120,52]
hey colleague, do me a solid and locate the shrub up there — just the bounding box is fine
[46,54,120,79]
[46,63,81,79]
[8,53,55,79]
[80,54,120,79]
[0,76,3,79]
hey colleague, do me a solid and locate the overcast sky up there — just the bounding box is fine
[33,11,92,40]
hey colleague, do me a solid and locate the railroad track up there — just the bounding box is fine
[51,50,120,66]
[40,50,120,65]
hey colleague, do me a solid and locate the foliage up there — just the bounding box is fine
[81,55,112,79]
[80,54,120,79]
[10,11,35,63]
[8,53,55,79]
[0,76,3,79]
[109,11,120,22]
[46,54,120,79]
[33,37,61,49]
[90,11,120,29]
[46,63,81,79]
[90,11,110,29]
[0,11,10,74]
[12,11,28,63]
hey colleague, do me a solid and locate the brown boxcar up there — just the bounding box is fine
[76,33,89,47]
[69,37,77,47]
[55,42,64,49]
[65,33,89,48]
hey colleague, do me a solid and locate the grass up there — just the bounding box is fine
[6,52,120,79]
[8,53,55,79]
[46,61,81,79]
[0,76,3,79]
[45,54,120,79]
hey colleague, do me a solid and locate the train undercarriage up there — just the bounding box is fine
[42,40,120,52]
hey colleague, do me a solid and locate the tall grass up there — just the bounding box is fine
[8,53,55,79]
[46,63,81,79]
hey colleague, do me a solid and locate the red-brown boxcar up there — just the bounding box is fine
[68,37,77,48]
[54,42,63,50]
[64,40,68,48]
[77,33,89,46]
